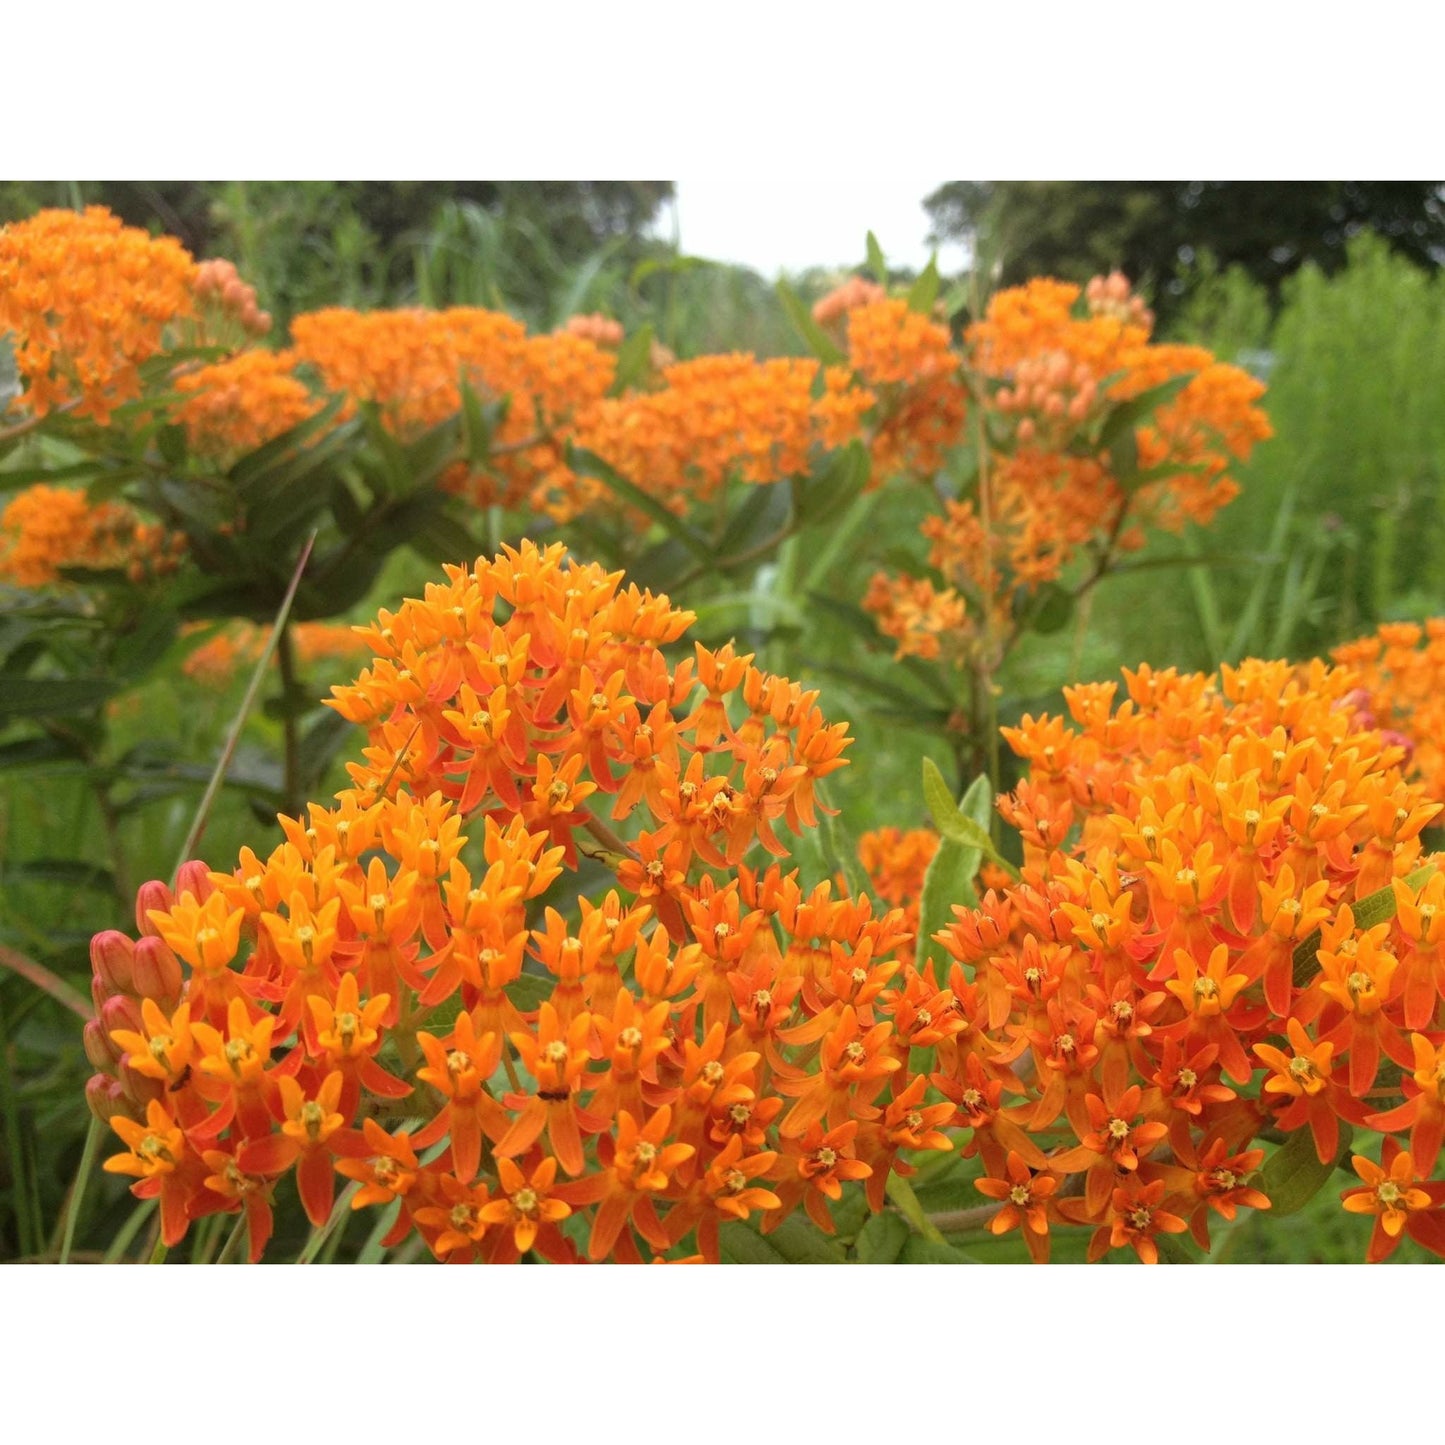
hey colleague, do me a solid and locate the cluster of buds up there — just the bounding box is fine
[929,657,1445,1262]
[192,258,271,339]
[1085,270,1154,330]
[560,313,625,348]
[87,543,971,1262]
[993,350,1101,443]
[812,275,887,328]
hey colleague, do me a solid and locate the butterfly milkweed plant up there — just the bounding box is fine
[4,204,1444,1262]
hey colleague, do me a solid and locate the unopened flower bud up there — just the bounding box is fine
[89,930,136,996]
[84,1019,121,1071]
[86,1074,133,1125]
[101,993,144,1041]
[174,860,214,903]
[118,1059,164,1109]
[131,936,183,1004]
[135,879,174,936]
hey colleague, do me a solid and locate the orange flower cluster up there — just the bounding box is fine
[289,307,616,517]
[173,349,320,457]
[931,657,1445,1262]
[576,354,874,509]
[812,276,887,327]
[0,484,183,587]
[844,298,967,478]
[88,542,970,1262]
[1333,620,1445,803]
[180,621,374,685]
[0,207,198,423]
[857,827,938,964]
[865,275,1271,665]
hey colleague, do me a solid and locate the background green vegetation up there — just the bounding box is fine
[2,181,1441,1262]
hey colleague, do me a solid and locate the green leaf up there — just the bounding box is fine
[854,1210,911,1263]
[229,394,348,489]
[400,413,464,490]
[565,446,712,561]
[776,280,845,366]
[156,424,188,467]
[1020,581,1075,635]
[898,1236,978,1263]
[0,736,84,770]
[866,231,889,287]
[1109,426,1140,489]
[917,835,980,975]
[1291,864,1434,986]
[761,1215,848,1263]
[3,859,115,893]
[716,480,792,565]
[718,1222,788,1264]
[907,256,941,315]
[792,442,870,528]
[1096,372,1197,452]
[110,608,180,681]
[458,378,510,466]
[610,323,656,396]
[1260,1123,1353,1216]
[506,971,553,1014]
[0,676,119,722]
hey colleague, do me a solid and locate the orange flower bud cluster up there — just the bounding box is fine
[1085,270,1154,331]
[857,826,939,964]
[1332,619,1445,803]
[193,258,271,338]
[931,657,1445,1262]
[0,484,184,587]
[90,543,971,1262]
[0,207,197,423]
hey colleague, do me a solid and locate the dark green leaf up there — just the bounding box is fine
[1020,581,1074,635]
[0,736,84,770]
[1292,864,1433,986]
[565,446,712,561]
[907,257,941,315]
[3,859,115,893]
[854,1210,911,1263]
[792,442,870,528]
[610,323,655,396]
[776,280,845,366]
[111,608,180,681]
[1096,373,1197,452]
[718,1222,788,1264]
[717,481,792,565]
[229,394,348,489]
[866,231,888,287]
[898,1236,978,1263]
[1260,1123,1353,1216]
[156,424,188,467]
[0,676,119,722]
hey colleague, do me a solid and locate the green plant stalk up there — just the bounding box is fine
[0,993,39,1258]
[101,1197,155,1262]
[884,1173,950,1246]
[275,620,303,818]
[171,530,317,879]
[57,1114,102,1265]
[213,1213,249,1264]
[296,1180,363,1263]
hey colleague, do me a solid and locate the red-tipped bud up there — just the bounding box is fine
[100,993,144,1042]
[131,936,183,1005]
[135,879,174,936]
[84,1019,121,1071]
[86,1074,133,1125]
[174,860,214,904]
[92,975,111,1016]
[89,930,136,996]
[117,1059,164,1109]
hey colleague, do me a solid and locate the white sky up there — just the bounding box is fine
[662,176,971,278]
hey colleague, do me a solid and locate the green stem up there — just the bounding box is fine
[213,1214,249,1264]
[276,620,302,817]
[171,531,317,879]
[885,1173,950,1246]
[102,1198,156,1262]
[58,1114,103,1264]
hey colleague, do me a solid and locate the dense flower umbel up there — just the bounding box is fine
[0,484,185,587]
[865,275,1271,667]
[0,207,197,423]
[89,543,962,1262]
[932,655,1445,1262]
[1333,619,1445,803]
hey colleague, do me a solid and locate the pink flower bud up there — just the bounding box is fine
[100,993,144,1042]
[91,976,111,1016]
[131,936,183,1005]
[175,860,214,903]
[118,1060,164,1109]
[86,1074,133,1125]
[89,930,135,995]
[84,1019,121,1071]
[135,879,174,936]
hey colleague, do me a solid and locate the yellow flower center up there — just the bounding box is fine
[1177,1067,1198,1089]
[844,1042,867,1065]
[1377,1181,1403,1207]
[513,1187,539,1215]
[700,1061,725,1086]
[1009,1183,1031,1206]
[1107,1118,1130,1141]
[814,1147,837,1170]
[301,1101,326,1141]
